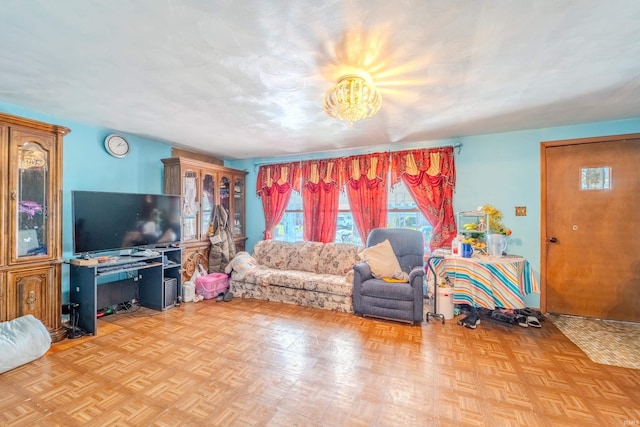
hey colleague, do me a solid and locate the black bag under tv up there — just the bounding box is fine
[72,190,181,255]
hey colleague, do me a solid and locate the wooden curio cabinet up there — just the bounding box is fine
[0,112,69,342]
[162,157,247,281]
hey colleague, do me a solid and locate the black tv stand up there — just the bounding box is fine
[70,247,182,335]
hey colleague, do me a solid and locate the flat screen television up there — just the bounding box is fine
[72,190,181,255]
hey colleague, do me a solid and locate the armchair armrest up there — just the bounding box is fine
[353,262,373,283]
[352,262,372,315]
[408,266,425,287]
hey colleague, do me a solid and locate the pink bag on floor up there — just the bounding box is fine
[195,272,229,299]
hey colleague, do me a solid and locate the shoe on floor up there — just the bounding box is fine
[491,309,517,325]
[463,311,481,329]
[223,291,234,302]
[527,315,541,328]
[516,308,545,322]
[516,314,528,327]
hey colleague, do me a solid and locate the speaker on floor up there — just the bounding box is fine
[163,278,177,310]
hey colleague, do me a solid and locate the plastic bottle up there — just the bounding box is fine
[451,235,461,256]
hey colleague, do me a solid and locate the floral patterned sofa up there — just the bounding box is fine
[229,240,363,312]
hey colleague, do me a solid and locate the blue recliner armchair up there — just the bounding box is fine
[352,228,425,324]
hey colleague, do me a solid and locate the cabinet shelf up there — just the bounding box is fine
[95,261,162,276]
[457,210,490,250]
[459,210,486,217]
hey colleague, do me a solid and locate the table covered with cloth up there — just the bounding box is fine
[425,255,539,309]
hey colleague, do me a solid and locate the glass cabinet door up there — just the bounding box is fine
[16,142,49,259]
[201,173,215,239]
[219,175,230,215]
[181,169,199,241]
[233,177,245,236]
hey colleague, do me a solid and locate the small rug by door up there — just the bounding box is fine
[548,314,640,370]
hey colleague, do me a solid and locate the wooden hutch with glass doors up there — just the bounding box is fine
[162,157,247,281]
[0,112,69,342]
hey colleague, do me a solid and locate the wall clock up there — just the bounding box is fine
[104,134,130,158]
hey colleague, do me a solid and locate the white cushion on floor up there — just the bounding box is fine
[0,314,51,374]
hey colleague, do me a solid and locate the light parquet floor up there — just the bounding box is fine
[1,298,639,426]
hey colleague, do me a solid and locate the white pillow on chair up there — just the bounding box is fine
[358,239,403,279]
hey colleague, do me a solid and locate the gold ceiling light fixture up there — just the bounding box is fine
[323,73,382,128]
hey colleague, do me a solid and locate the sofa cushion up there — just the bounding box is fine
[286,241,324,272]
[250,268,352,296]
[231,268,257,284]
[230,279,353,313]
[317,243,363,276]
[359,277,415,300]
[252,240,292,269]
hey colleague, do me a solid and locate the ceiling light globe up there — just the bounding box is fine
[323,74,382,127]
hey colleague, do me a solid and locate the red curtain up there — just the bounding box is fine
[340,153,389,243]
[256,162,300,240]
[301,159,342,243]
[391,147,456,250]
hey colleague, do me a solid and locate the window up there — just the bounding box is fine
[275,181,432,248]
[387,182,432,249]
[581,167,611,190]
[273,191,303,242]
[334,192,361,245]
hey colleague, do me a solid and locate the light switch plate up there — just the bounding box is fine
[515,206,526,216]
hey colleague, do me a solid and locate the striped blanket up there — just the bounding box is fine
[426,255,539,309]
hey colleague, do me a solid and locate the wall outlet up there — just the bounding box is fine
[515,206,527,216]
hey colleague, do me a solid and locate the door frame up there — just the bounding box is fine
[539,132,640,313]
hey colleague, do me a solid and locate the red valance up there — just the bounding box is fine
[301,158,342,190]
[340,152,389,187]
[256,162,301,195]
[390,146,456,186]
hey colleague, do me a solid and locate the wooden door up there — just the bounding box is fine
[542,134,640,321]
[0,125,6,267]
[8,127,57,264]
[6,265,56,328]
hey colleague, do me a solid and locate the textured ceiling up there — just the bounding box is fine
[1,0,640,159]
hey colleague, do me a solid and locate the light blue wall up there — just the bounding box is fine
[0,101,173,302]
[228,117,640,308]
[4,99,640,309]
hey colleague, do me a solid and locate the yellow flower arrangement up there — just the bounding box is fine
[479,204,512,236]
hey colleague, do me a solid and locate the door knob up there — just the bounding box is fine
[548,237,558,243]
